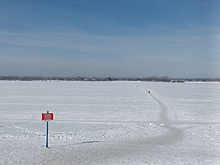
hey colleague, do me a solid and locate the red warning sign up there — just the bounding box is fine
[42,113,53,121]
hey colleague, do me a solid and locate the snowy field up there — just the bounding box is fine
[0,81,220,165]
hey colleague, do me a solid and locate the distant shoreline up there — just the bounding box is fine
[0,76,219,82]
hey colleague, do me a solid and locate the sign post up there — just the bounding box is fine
[46,116,49,148]
[42,111,53,148]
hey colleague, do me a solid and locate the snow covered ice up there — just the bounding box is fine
[0,81,220,164]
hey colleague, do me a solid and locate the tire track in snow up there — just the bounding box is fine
[148,92,193,143]
[67,92,194,164]
[150,93,170,125]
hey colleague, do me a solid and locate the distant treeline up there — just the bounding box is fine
[0,76,219,82]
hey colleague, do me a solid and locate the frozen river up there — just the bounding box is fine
[0,81,220,164]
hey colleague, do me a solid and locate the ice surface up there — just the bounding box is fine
[0,81,220,164]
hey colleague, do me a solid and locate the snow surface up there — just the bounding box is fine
[0,81,220,164]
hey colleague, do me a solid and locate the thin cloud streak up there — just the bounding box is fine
[0,25,218,58]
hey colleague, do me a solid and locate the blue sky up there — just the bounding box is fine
[0,0,219,78]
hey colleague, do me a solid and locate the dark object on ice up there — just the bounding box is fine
[148,91,150,93]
